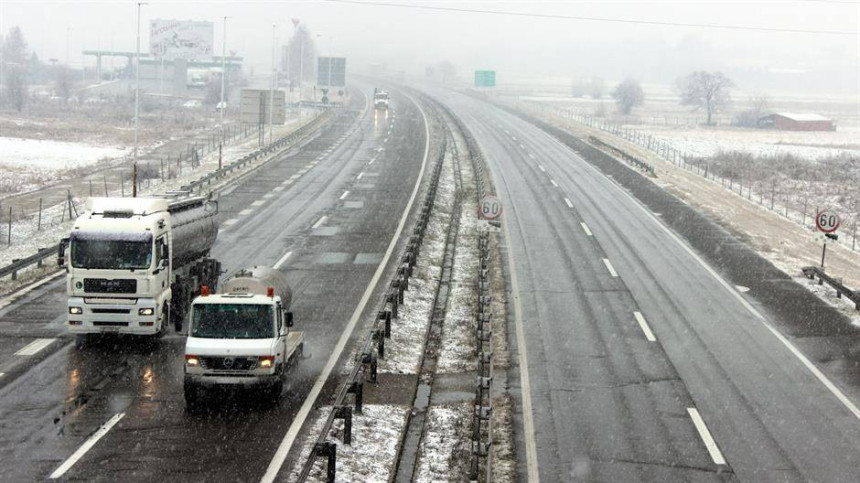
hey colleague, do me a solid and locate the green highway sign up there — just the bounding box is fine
[475,70,496,88]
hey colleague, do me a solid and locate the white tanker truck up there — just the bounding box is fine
[183,266,304,405]
[59,195,221,341]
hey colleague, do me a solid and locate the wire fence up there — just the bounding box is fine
[532,102,860,253]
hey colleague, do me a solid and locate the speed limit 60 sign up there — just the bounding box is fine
[480,196,503,220]
[816,210,840,233]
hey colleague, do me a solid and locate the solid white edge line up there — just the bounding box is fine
[49,413,126,479]
[260,91,431,483]
[14,338,56,356]
[633,311,657,342]
[580,222,593,236]
[340,190,350,200]
[544,123,860,420]
[564,198,573,208]
[687,407,727,465]
[273,251,293,270]
[311,216,328,229]
[603,258,619,278]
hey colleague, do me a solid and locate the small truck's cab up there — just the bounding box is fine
[183,269,303,406]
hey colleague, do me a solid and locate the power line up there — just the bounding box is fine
[326,0,858,36]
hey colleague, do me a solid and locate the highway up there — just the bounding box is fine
[0,86,428,481]
[425,88,860,483]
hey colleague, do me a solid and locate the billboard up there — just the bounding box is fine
[240,89,286,125]
[475,70,496,88]
[150,19,213,60]
[317,57,347,87]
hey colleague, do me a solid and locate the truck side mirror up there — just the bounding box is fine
[57,238,69,268]
[153,258,166,275]
[286,311,294,328]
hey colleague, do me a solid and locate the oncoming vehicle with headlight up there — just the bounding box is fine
[183,266,304,406]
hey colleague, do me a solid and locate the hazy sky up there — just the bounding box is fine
[1,1,857,92]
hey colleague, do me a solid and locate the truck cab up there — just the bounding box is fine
[183,267,303,406]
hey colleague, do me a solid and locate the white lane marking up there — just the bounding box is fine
[49,413,126,479]
[0,373,4,378]
[340,191,350,200]
[239,209,254,216]
[273,251,293,270]
[581,222,593,236]
[564,198,573,208]
[538,165,546,172]
[634,311,657,342]
[312,216,328,229]
[357,172,364,180]
[502,210,541,483]
[528,153,535,160]
[512,136,517,141]
[261,92,432,483]
[519,143,525,149]
[15,338,56,356]
[550,179,558,188]
[298,169,309,175]
[222,218,238,226]
[272,186,284,192]
[289,174,300,180]
[384,138,389,143]
[603,258,619,278]
[736,285,750,293]
[251,200,266,207]
[283,179,294,186]
[0,271,65,310]
[687,408,726,465]
[368,158,376,165]
[263,193,274,199]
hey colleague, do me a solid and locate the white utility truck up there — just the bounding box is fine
[60,195,221,341]
[373,90,390,110]
[183,266,304,405]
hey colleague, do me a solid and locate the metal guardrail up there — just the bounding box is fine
[296,125,449,483]
[0,111,333,283]
[801,266,860,310]
[588,136,656,176]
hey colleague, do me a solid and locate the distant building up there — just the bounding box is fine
[758,112,836,131]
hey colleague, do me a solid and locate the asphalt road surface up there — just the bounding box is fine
[0,86,427,482]
[425,88,860,483]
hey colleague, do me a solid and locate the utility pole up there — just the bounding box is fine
[298,24,304,119]
[269,24,276,145]
[219,16,228,170]
[133,2,146,197]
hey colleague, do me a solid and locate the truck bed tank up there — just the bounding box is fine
[167,198,218,268]
[222,266,293,310]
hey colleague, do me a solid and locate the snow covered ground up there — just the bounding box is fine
[288,404,409,483]
[643,129,857,160]
[0,137,128,170]
[414,403,472,482]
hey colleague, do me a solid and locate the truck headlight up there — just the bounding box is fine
[139,308,155,316]
[69,307,83,315]
[259,356,275,368]
[185,355,199,366]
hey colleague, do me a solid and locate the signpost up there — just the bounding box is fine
[474,70,496,88]
[816,209,840,269]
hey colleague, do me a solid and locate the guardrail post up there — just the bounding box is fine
[333,406,353,445]
[314,442,337,483]
[347,381,363,414]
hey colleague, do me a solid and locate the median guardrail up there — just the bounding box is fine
[801,266,860,310]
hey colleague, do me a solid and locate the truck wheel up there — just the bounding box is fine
[74,334,90,349]
[157,304,170,338]
[184,383,200,410]
[269,380,284,404]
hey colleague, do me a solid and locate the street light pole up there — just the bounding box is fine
[133,2,146,198]
[299,28,304,117]
[269,24,276,145]
[219,16,228,170]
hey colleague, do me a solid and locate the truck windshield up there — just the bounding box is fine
[70,234,153,270]
[191,304,274,339]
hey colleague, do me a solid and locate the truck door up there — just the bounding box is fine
[155,235,170,291]
[276,304,287,360]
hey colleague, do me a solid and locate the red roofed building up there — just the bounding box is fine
[758,113,836,131]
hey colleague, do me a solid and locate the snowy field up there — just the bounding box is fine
[0,137,128,170]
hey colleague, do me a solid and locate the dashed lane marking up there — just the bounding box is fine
[49,413,126,479]
[312,216,328,229]
[239,209,254,216]
[340,191,350,200]
[222,218,239,226]
[528,153,536,159]
[538,165,546,172]
[273,251,293,270]
[581,222,593,236]
[14,338,56,356]
[688,408,727,465]
[633,311,657,342]
[564,198,573,208]
[272,186,284,192]
[603,258,619,277]
[357,172,364,180]
[252,200,266,206]
[550,179,558,188]
[263,193,274,199]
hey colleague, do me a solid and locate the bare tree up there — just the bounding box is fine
[2,26,28,111]
[734,94,770,127]
[676,71,734,125]
[54,66,76,102]
[612,78,645,115]
[587,77,605,99]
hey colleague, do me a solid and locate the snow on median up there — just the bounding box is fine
[288,404,409,483]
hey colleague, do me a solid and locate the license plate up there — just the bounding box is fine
[100,327,120,333]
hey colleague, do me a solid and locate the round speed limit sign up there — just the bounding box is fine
[480,196,503,220]
[816,210,840,233]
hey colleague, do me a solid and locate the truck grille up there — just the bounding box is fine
[91,308,131,314]
[84,278,137,294]
[199,356,258,371]
[93,321,129,327]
